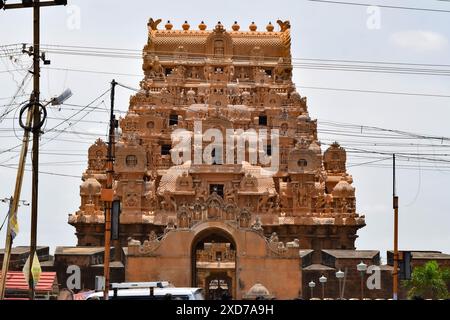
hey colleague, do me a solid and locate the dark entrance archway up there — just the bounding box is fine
[191,228,236,300]
[205,273,232,300]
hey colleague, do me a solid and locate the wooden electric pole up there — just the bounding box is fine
[102,79,117,300]
[0,113,32,299]
[1,0,68,300]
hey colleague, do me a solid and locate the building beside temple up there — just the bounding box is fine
[58,18,447,299]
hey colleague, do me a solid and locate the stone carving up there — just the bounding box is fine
[286,239,300,248]
[238,208,251,228]
[165,218,176,233]
[177,205,191,228]
[88,139,107,172]
[257,191,271,212]
[251,216,263,232]
[176,172,194,191]
[138,231,160,254]
[192,198,205,221]
[274,58,291,82]
[324,142,347,173]
[240,173,258,191]
[161,190,176,211]
[125,193,139,208]
[276,20,291,32]
[144,180,157,210]
[224,186,236,203]
[143,55,165,79]
[148,18,162,31]
[269,232,279,243]
[268,232,288,255]
[224,203,237,220]
[206,192,223,219]
[127,237,141,246]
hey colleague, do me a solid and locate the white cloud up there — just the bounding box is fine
[390,30,448,52]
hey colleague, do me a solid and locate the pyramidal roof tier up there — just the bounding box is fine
[144,19,292,62]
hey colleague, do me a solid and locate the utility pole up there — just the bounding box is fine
[0,184,31,299]
[1,0,68,300]
[0,107,33,300]
[102,79,117,300]
[393,154,399,300]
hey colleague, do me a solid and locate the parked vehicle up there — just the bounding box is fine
[85,282,204,300]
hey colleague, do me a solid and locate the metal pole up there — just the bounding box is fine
[341,267,347,299]
[321,284,324,300]
[360,272,364,300]
[338,278,342,300]
[393,154,399,300]
[103,79,117,300]
[28,0,41,300]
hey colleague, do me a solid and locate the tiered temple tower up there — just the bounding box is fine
[68,19,365,298]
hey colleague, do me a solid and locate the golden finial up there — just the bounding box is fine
[198,21,207,31]
[182,21,190,31]
[249,21,257,32]
[266,22,274,32]
[232,21,240,31]
[165,20,173,30]
[215,21,225,32]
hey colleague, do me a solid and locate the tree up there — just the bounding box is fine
[403,260,450,300]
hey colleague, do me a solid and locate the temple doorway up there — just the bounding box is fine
[191,228,236,300]
[205,273,232,300]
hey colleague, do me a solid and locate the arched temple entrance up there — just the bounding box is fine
[191,228,236,300]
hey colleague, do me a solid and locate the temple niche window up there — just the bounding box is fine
[297,159,308,168]
[281,123,288,136]
[165,67,173,76]
[161,144,171,156]
[126,155,138,167]
[210,184,224,197]
[169,114,178,126]
[146,121,155,129]
[259,115,268,126]
[214,40,224,57]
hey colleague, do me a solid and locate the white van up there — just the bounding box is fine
[86,282,204,300]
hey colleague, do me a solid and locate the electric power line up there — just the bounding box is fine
[306,0,450,13]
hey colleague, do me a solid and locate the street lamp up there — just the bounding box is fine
[335,269,345,300]
[51,88,73,106]
[357,261,367,300]
[319,275,327,299]
[308,280,316,299]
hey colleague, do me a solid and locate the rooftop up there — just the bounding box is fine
[54,246,106,256]
[0,246,48,255]
[299,249,314,258]
[303,264,335,271]
[387,250,450,260]
[322,250,380,259]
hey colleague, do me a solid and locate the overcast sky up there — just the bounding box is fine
[1,0,449,262]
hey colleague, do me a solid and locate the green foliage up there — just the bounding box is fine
[402,260,450,300]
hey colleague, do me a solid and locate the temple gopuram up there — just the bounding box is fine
[67,19,367,299]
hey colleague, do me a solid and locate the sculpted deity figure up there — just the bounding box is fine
[144,55,164,79]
